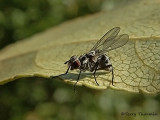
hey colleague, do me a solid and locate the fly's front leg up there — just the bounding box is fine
[50,66,71,78]
[74,69,82,92]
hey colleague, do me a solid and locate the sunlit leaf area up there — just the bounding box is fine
[0,0,160,120]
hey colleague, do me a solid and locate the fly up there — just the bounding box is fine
[51,27,129,90]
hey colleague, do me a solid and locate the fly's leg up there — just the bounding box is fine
[111,67,114,86]
[93,62,99,86]
[50,66,71,78]
[106,65,114,86]
[74,69,82,92]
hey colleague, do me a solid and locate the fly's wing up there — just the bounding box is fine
[102,34,129,53]
[90,27,129,55]
[90,27,120,52]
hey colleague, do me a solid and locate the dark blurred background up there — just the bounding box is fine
[0,0,111,49]
[0,0,160,120]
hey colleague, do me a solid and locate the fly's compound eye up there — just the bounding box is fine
[71,60,81,70]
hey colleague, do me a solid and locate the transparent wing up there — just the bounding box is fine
[90,27,129,55]
[102,34,129,53]
[90,27,120,51]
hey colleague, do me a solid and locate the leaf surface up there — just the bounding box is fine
[0,0,160,94]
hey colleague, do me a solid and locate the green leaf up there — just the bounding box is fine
[0,0,160,94]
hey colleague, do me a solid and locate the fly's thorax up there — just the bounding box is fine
[86,51,98,63]
[65,55,81,70]
[87,51,96,57]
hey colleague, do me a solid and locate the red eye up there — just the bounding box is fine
[71,60,81,70]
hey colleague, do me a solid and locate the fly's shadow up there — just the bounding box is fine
[51,71,110,91]
[58,71,109,81]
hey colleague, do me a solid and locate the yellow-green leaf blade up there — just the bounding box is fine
[0,0,160,95]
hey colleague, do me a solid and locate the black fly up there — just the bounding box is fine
[51,27,129,90]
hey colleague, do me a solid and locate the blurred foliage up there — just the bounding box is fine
[0,0,160,120]
[0,0,104,49]
[0,78,160,120]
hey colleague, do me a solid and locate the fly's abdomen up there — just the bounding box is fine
[97,54,112,71]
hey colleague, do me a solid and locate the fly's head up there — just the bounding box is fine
[65,55,81,70]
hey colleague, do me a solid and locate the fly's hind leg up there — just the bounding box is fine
[111,67,114,86]
[106,65,114,86]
